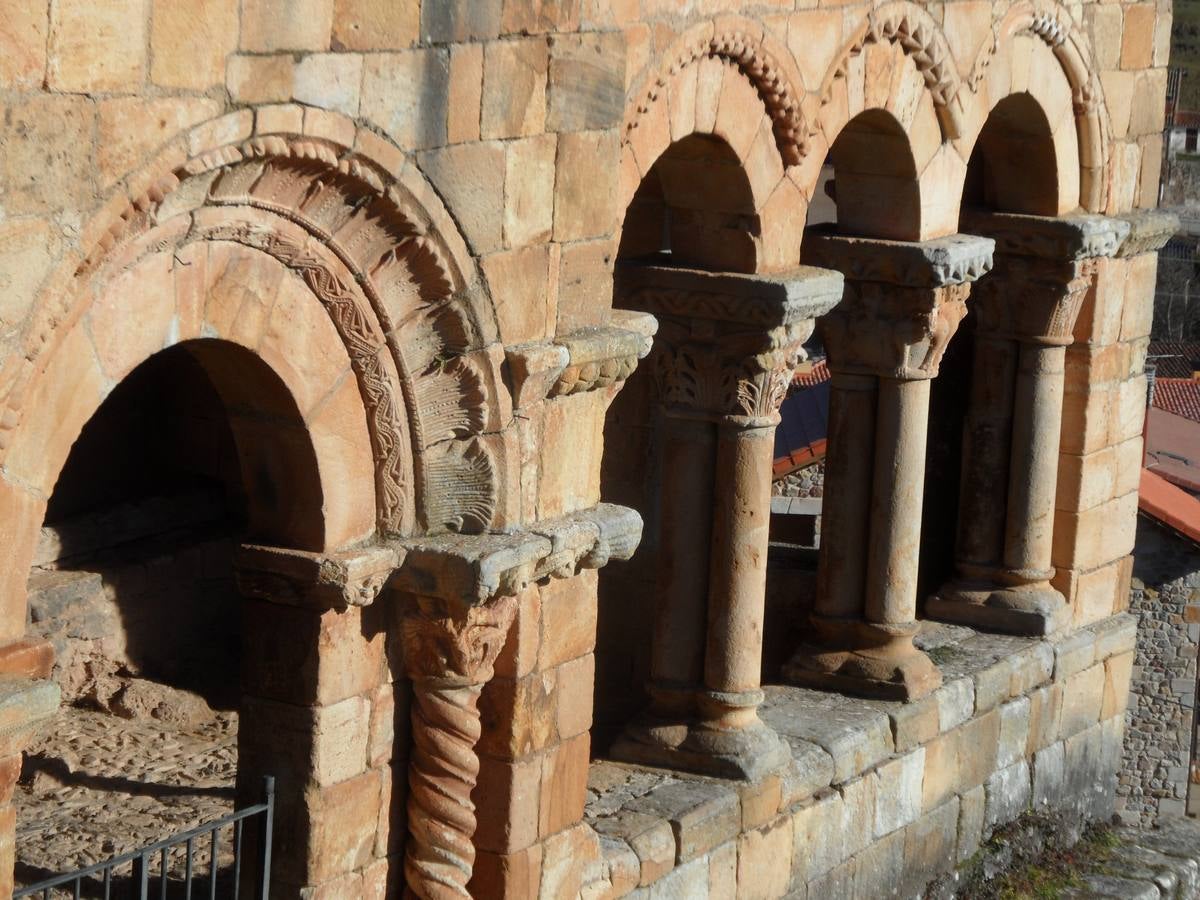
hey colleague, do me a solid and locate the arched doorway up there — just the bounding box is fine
[15,338,328,892]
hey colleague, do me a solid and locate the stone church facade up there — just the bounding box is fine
[0,0,1179,897]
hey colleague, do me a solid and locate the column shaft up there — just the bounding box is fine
[1003,342,1066,581]
[814,372,877,622]
[648,413,716,716]
[703,419,774,726]
[954,335,1018,573]
[864,378,930,627]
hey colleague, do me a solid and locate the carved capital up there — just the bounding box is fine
[820,282,970,379]
[617,263,842,420]
[401,592,517,685]
[970,255,1097,345]
[234,544,401,610]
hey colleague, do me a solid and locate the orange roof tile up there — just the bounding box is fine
[1153,378,1200,423]
[1139,468,1200,545]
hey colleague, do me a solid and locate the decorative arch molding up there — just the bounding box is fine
[0,111,502,538]
[812,2,966,148]
[623,18,811,166]
[966,0,1110,211]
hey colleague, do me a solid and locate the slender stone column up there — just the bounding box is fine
[785,230,993,701]
[611,263,843,779]
[391,505,642,899]
[928,212,1129,636]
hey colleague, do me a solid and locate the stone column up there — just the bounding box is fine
[785,231,994,701]
[928,213,1129,636]
[610,263,843,779]
[390,505,642,899]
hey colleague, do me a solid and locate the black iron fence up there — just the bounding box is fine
[15,777,274,900]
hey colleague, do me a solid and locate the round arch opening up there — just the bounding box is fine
[15,338,325,892]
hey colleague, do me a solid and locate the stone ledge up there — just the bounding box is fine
[582,615,1135,898]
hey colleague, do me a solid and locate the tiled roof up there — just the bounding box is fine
[793,358,830,388]
[1152,377,1200,423]
[1139,468,1200,546]
[1148,341,1200,378]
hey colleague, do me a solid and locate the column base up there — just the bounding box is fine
[782,643,942,701]
[609,713,790,782]
[926,579,1069,636]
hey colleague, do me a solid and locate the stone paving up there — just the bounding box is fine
[13,703,237,888]
[1062,817,1200,899]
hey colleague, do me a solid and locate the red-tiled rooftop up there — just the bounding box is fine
[792,358,830,388]
[1139,468,1200,545]
[1148,341,1200,379]
[1152,377,1200,423]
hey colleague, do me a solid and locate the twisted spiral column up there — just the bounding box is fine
[401,594,516,899]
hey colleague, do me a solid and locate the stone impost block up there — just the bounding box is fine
[934,677,975,732]
[591,810,674,887]
[1115,209,1179,258]
[392,503,642,606]
[886,694,940,752]
[779,739,836,808]
[961,211,1131,262]
[802,228,995,288]
[235,544,400,610]
[616,262,844,332]
[760,689,894,784]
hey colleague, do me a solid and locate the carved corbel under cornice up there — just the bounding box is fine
[960,210,1130,262]
[1115,209,1180,259]
[233,544,402,610]
[504,311,658,410]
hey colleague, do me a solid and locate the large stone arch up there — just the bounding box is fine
[620,18,813,271]
[964,0,1110,212]
[806,3,965,240]
[0,109,505,548]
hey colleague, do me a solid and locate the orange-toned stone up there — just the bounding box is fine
[538,571,599,673]
[447,43,485,144]
[227,54,296,103]
[481,38,549,140]
[0,0,48,88]
[1120,3,1156,70]
[554,129,621,242]
[539,733,590,837]
[471,844,544,900]
[332,0,419,49]
[150,0,238,89]
[474,753,542,854]
[47,0,146,91]
[97,98,222,189]
[554,654,595,740]
[505,135,558,249]
[241,0,333,51]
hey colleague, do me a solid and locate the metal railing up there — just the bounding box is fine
[15,777,274,900]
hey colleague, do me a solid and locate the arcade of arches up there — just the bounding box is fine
[0,0,1180,897]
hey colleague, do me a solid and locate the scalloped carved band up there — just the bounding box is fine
[0,133,499,538]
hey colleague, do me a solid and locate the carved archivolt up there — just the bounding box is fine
[965,0,1109,211]
[624,22,810,165]
[814,2,965,145]
[0,126,499,537]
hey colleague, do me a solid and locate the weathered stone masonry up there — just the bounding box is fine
[0,0,1178,897]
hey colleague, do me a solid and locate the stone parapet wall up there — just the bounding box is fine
[1118,516,1200,826]
[580,614,1135,899]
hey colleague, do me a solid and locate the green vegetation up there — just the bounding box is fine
[1172,0,1200,111]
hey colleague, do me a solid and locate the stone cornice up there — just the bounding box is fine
[391,503,643,605]
[505,312,658,409]
[234,544,402,610]
[960,210,1130,261]
[1115,209,1180,259]
[802,228,995,288]
[616,263,844,330]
